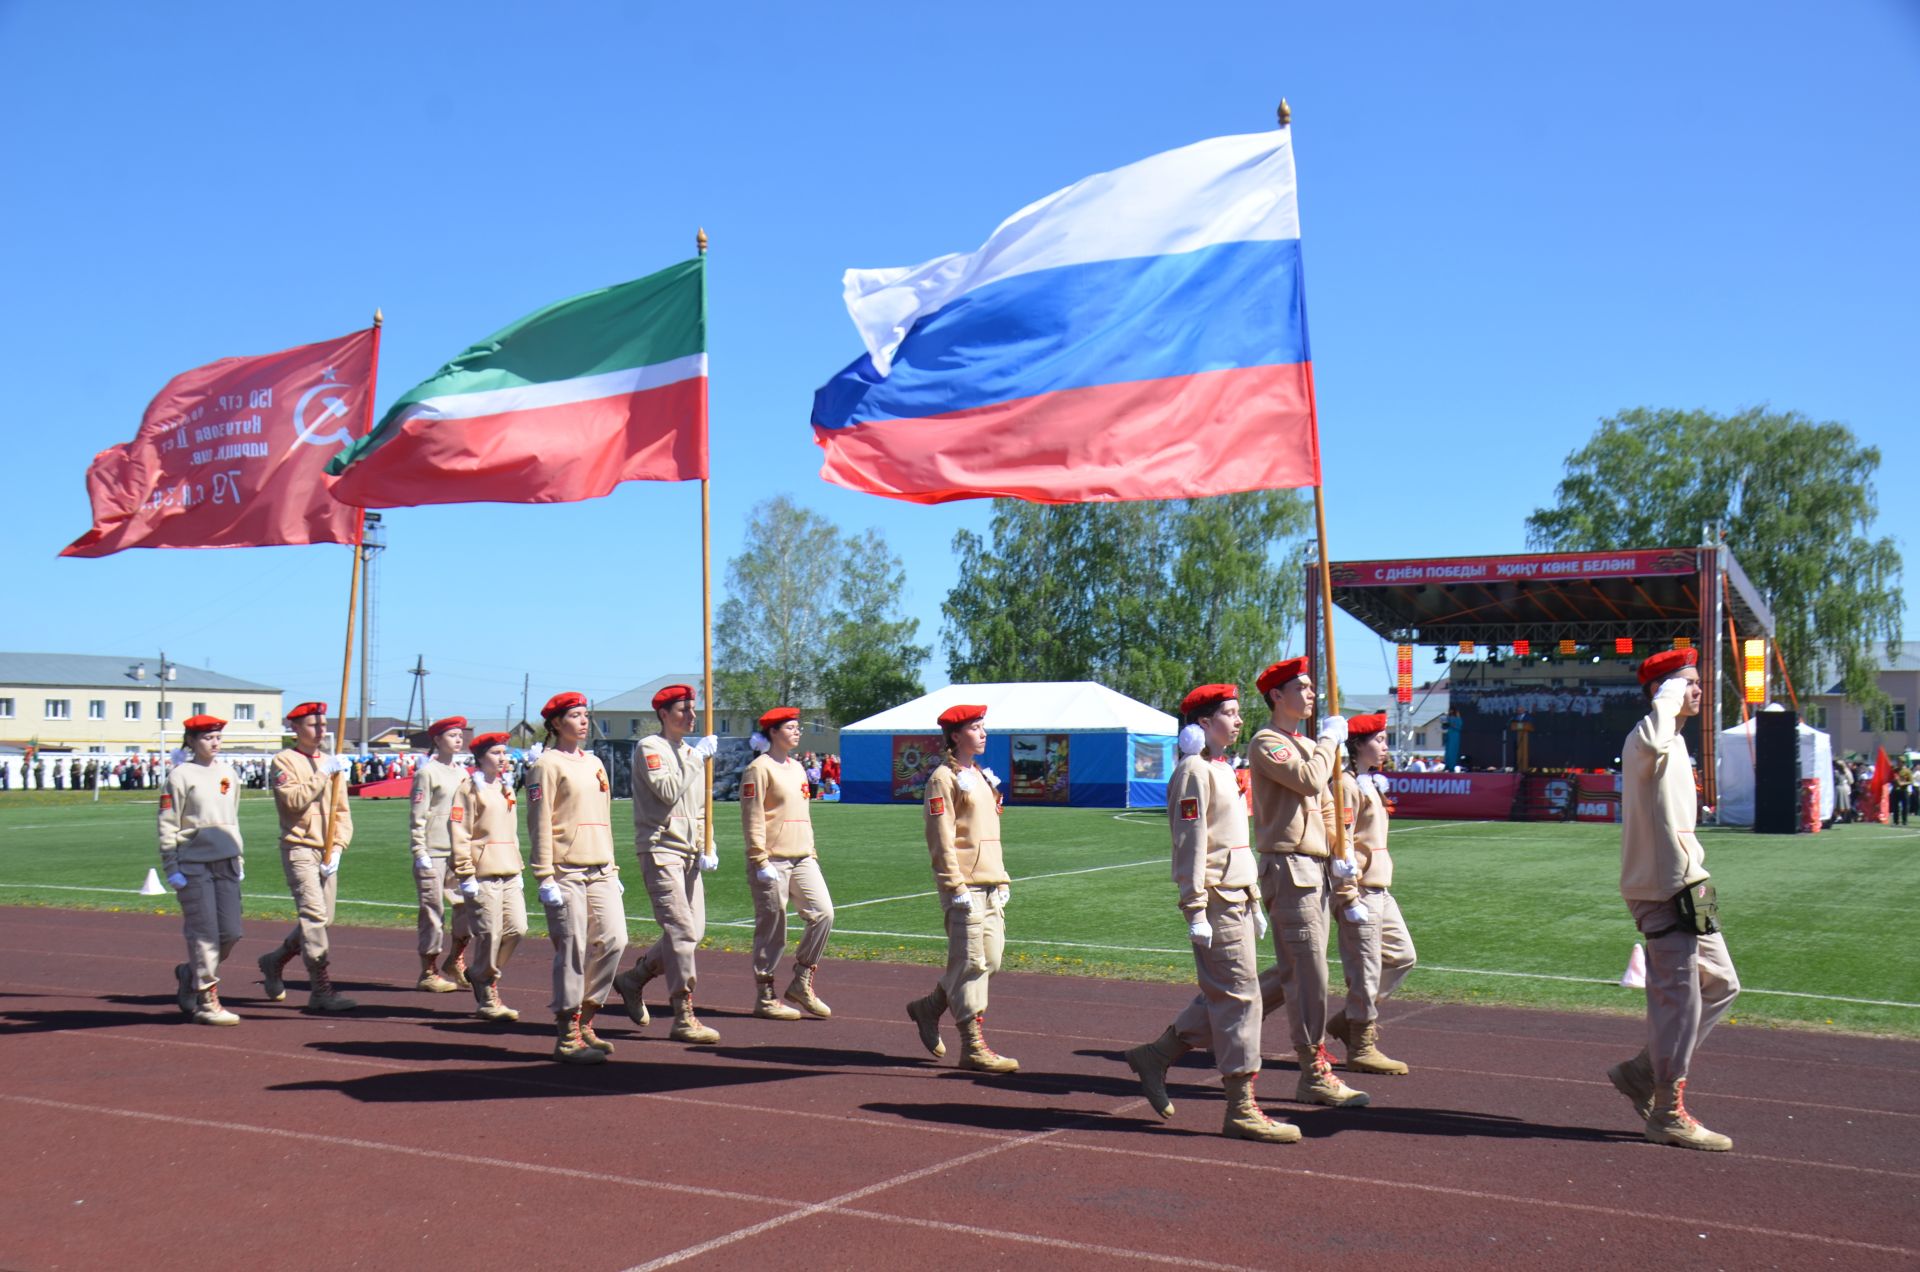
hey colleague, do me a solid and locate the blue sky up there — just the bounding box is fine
[3,1,1914,722]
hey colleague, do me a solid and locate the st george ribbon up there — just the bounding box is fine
[811,129,1320,505]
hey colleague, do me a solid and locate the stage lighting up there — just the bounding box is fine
[1614,638,1633,655]
[1512,640,1531,656]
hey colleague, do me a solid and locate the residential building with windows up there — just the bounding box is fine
[1805,641,1920,759]
[0,653,284,754]
[593,673,840,756]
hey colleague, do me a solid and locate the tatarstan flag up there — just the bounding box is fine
[327,257,707,506]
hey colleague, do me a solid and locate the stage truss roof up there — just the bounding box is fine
[1325,546,1773,646]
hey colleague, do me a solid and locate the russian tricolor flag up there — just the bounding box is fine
[812,128,1320,505]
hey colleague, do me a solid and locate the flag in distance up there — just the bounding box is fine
[61,328,377,557]
[327,258,708,507]
[811,129,1319,504]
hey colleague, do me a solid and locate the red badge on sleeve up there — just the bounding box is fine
[742,781,756,798]
[645,754,663,772]
[1179,797,1198,821]
[528,784,542,803]
[450,806,465,823]
[159,793,174,811]
[597,770,609,792]
[274,769,289,788]
[929,796,947,816]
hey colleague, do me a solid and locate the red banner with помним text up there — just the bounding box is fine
[61,328,377,557]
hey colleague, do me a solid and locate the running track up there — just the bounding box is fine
[0,908,1914,1270]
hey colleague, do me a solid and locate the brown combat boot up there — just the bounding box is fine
[669,991,721,1045]
[1222,1072,1302,1143]
[192,986,240,1027]
[552,1009,607,1065]
[174,963,196,1017]
[613,963,654,1028]
[1645,1079,1732,1152]
[1606,1050,1655,1121]
[1346,1022,1410,1076]
[303,961,358,1014]
[755,976,803,1020]
[906,989,948,1058]
[957,1015,1020,1074]
[258,944,295,1002]
[1295,1044,1369,1107]
[417,955,458,994]
[1125,1025,1192,1120]
[440,937,471,988]
[577,1001,614,1053]
[783,964,831,1018]
[473,979,519,1023]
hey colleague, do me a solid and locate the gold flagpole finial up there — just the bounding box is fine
[373,308,384,327]
[697,227,708,255]
[1277,99,1291,127]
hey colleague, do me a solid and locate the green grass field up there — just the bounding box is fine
[3,788,1916,1037]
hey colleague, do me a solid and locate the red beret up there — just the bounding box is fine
[469,731,510,754]
[1256,658,1309,696]
[542,691,588,720]
[428,716,469,738]
[1349,713,1388,736]
[183,714,226,733]
[1179,684,1239,716]
[651,684,695,710]
[757,706,800,731]
[1638,648,1698,685]
[938,703,988,729]
[286,702,327,721]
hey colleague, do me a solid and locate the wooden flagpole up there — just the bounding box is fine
[697,230,714,856]
[1282,99,1353,862]
[326,309,381,862]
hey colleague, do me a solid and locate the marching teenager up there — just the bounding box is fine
[1249,659,1368,1108]
[528,693,624,1065]
[613,684,722,1045]
[905,704,1018,1074]
[1608,649,1740,1151]
[409,716,472,993]
[451,732,526,1024]
[159,714,245,1027]
[1125,685,1298,1143]
[740,706,835,1020]
[259,702,357,1014]
[1326,713,1417,1076]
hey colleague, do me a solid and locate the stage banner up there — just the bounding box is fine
[1573,772,1623,823]
[891,734,944,802]
[1330,548,1699,588]
[1010,733,1071,803]
[1387,772,1520,820]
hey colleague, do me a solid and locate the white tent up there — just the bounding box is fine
[1715,707,1834,827]
[841,681,1176,736]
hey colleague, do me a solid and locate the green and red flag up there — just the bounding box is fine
[327,257,707,506]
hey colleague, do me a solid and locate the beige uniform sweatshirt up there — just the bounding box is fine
[272,748,352,853]
[740,753,816,867]
[1619,692,1708,903]
[632,734,707,856]
[157,760,244,874]
[527,748,615,879]
[451,773,524,879]
[1166,754,1258,916]
[408,758,467,857]
[923,760,1009,892]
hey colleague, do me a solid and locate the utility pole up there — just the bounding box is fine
[404,655,429,733]
[357,512,384,751]
[520,672,530,746]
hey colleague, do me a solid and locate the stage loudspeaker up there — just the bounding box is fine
[1753,710,1800,834]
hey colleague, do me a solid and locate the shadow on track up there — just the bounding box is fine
[269,1059,826,1103]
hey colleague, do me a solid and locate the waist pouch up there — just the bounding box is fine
[1673,881,1719,936]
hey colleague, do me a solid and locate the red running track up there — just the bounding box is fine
[0,908,1915,1270]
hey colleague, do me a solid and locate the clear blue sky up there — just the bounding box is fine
[4,1,1914,722]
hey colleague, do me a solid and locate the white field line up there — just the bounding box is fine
[708,855,1166,927]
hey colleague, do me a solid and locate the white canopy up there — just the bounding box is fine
[1715,708,1834,827]
[841,681,1177,735]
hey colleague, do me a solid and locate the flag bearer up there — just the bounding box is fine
[614,684,722,1044]
[451,732,526,1024]
[1608,649,1740,1151]
[740,706,836,1020]
[410,716,472,993]
[1249,658,1368,1108]
[1125,685,1297,1142]
[159,714,245,1027]
[904,704,1018,1074]
[1326,713,1417,1076]
[528,692,624,1064]
[257,702,357,1013]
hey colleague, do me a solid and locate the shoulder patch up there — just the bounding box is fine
[158,793,174,811]
[645,753,663,772]
[449,805,464,823]
[928,796,947,817]
[1179,797,1199,821]
[528,783,542,803]
[1271,745,1292,763]
[741,781,756,798]
[597,770,609,792]
[274,769,290,787]
[413,788,425,802]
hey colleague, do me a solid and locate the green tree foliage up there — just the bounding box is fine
[942,493,1314,714]
[716,498,925,725]
[1525,407,1904,717]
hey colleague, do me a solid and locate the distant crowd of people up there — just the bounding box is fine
[0,753,273,792]
[1833,755,1916,826]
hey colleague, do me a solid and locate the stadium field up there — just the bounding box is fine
[2,789,1914,1037]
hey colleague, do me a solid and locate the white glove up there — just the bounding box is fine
[1253,905,1269,939]
[981,767,1001,789]
[1341,902,1369,925]
[1655,676,1690,707]
[1177,723,1206,756]
[538,879,563,907]
[614,873,625,895]
[1188,915,1213,948]
[994,884,1010,907]
[698,851,718,872]
[166,871,188,890]
[235,861,244,882]
[329,754,354,775]
[320,855,341,878]
[949,888,974,912]
[755,864,779,883]
[1329,855,1358,880]
[691,734,718,759]
[458,878,480,899]
[413,851,434,874]
[1318,715,1348,745]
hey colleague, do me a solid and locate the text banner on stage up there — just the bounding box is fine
[1386,772,1520,821]
[61,328,377,557]
[1330,549,1701,588]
